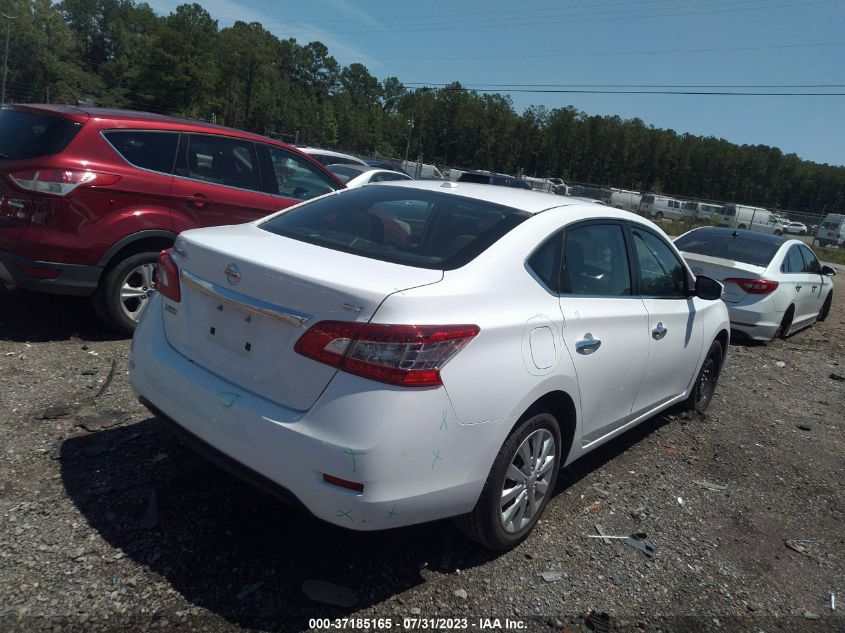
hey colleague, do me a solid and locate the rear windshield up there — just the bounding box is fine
[675,231,781,267]
[260,185,530,270]
[0,109,82,161]
[457,173,492,184]
[720,206,736,216]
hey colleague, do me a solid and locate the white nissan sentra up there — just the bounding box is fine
[130,181,729,550]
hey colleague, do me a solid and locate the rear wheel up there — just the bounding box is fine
[682,340,723,413]
[818,291,833,322]
[799,230,807,236]
[93,251,159,335]
[454,411,561,550]
[774,229,783,236]
[774,305,795,339]
[654,211,664,221]
[737,224,747,230]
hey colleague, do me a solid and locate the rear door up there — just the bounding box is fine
[798,244,829,321]
[778,244,813,324]
[629,225,703,413]
[171,133,280,231]
[556,221,650,446]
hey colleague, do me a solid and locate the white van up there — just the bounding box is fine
[682,201,722,222]
[639,194,684,220]
[817,213,845,247]
[716,204,785,235]
[609,189,641,212]
[401,160,443,180]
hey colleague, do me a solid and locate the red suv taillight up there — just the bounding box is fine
[154,249,181,302]
[8,169,120,196]
[724,277,779,294]
[294,321,480,387]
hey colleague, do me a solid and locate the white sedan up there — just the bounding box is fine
[130,181,729,550]
[326,163,412,188]
[676,227,835,342]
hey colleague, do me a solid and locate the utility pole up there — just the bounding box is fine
[0,12,15,106]
[404,117,414,166]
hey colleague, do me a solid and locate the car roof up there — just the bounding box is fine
[679,226,789,246]
[373,180,636,215]
[7,103,298,146]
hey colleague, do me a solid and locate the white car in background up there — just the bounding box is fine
[299,147,368,167]
[676,227,835,342]
[325,164,412,188]
[784,221,808,236]
[131,181,729,550]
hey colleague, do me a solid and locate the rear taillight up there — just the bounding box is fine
[8,169,120,196]
[295,321,480,387]
[154,249,181,302]
[724,277,779,294]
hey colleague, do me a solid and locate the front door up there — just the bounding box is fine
[556,222,650,446]
[629,226,704,413]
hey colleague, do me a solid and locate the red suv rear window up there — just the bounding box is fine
[0,109,82,161]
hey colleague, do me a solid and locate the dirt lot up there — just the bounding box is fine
[1,274,843,633]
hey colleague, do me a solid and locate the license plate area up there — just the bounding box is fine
[205,299,257,356]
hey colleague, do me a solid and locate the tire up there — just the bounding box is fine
[774,230,782,236]
[774,305,795,340]
[818,291,833,322]
[654,211,664,221]
[454,411,562,550]
[93,251,159,335]
[800,230,807,236]
[682,340,723,413]
[737,224,747,230]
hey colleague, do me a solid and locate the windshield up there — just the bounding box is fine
[0,109,82,161]
[675,230,781,267]
[260,185,530,270]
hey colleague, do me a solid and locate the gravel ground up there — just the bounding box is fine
[1,274,843,633]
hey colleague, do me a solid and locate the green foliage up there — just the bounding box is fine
[4,0,845,213]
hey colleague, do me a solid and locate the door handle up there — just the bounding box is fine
[652,322,667,340]
[795,285,802,291]
[184,193,212,209]
[575,333,601,355]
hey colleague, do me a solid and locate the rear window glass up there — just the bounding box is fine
[259,186,530,270]
[326,164,365,183]
[675,230,781,267]
[103,130,178,173]
[0,109,81,160]
[457,173,492,184]
[721,206,736,216]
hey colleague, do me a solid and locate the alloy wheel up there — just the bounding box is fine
[500,429,556,533]
[119,262,156,322]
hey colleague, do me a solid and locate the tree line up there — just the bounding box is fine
[4,0,844,213]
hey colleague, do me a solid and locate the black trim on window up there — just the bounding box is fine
[526,229,563,294]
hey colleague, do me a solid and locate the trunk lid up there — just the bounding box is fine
[681,252,767,303]
[163,223,443,411]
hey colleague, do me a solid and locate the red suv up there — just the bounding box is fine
[0,104,344,333]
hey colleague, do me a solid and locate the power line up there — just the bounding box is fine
[422,86,845,95]
[263,0,840,36]
[335,40,845,62]
[404,82,845,89]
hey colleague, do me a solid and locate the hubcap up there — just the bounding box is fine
[500,429,556,534]
[119,263,156,322]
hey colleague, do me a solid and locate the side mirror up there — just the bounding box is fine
[821,265,837,276]
[695,275,723,301]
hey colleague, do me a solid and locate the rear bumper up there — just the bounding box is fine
[130,296,503,532]
[0,249,101,296]
[726,299,781,341]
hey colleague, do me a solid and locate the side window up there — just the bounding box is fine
[184,134,260,191]
[560,224,631,296]
[798,244,821,273]
[103,131,178,174]
[781,245,805,273]
[262,145,339,201]
[631,228,688,298]
[527,232,561,292]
